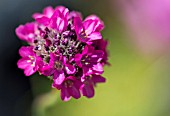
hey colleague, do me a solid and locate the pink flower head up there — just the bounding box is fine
[16,6,109,101]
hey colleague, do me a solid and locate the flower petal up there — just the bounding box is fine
[68,11,82,19]
[53,71,65,85]
[24,66,36,76]
[55,6,69,18]
[92,75,106,83]
[65,64,76,74]
[74,54,82,67]
[88,32,102,41]
[15,23,35,43]
[85,15,104,32]
[19,46,34,57]
[92,63,104,74]
[41,66,55,76]
[81,84,94,98]
[17,58,30,69]
[84,20,97,35]
[69,86,81,99]
[50,16,67,32]
[61,87,71,101]
[74,17,84,34]
[43,6,54,18]
[91,50,104,62]
[36,16,50,26]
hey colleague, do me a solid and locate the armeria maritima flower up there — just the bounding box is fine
[16,6,109,101]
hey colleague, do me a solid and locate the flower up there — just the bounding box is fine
[17,46,42,76]
[15,22,37,43]
[80,74,106,98]
[74,16,103,43]
[75,45,104,74]
[92,39,110,65]
[41,53,76,85]
[16,6,109,101]
[52,76,82,101]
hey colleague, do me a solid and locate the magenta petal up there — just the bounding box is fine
[53,71,65,85]
[42,66,55,76]
[19,46,34,57]
[43,6,54,18]
[32,13,43,19]
[15,23,35,43]
[36,17,50,26]
[81,84,94,98]
[68,86,81,99]
[24,66,35,76]
[92,63,104,74]
[88,32,102,41]
[15,25,27,41]
[82,66,90,75]
[65,64,76,74]
[84,20,97,35]
[91,50,104,62]
[50,16,67,32]
[85,15,104,32]
[82,45,90,55]
[56,17,66,32]
[17,58,30,69]
[61,87,71,101]
[74,54,82,67]
[69,11,82,19]
[92,75,106,83]
[74,17,83,33]
[55,6,69,18]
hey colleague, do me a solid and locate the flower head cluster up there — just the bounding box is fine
[16,6,109,101]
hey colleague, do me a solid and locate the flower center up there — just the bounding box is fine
[33,24,85,62]
[81,55,91,65]
[27,55,35,67]
[64,80,73,88]
[54,61,63,70]
[80,31,88,39]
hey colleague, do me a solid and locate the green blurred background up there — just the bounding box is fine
[1,0,170,116]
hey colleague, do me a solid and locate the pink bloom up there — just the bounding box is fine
[41,53,76,85]
[15,22,37,43]
[75,45,104,74]
[84,15,104,32]
[16,5,108,101]
[74,16,103,43]
[80,74,106,98]
[17,46,42,76]
[92,39,110,65]
[35,6,69,33]
[53,76,81,101]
